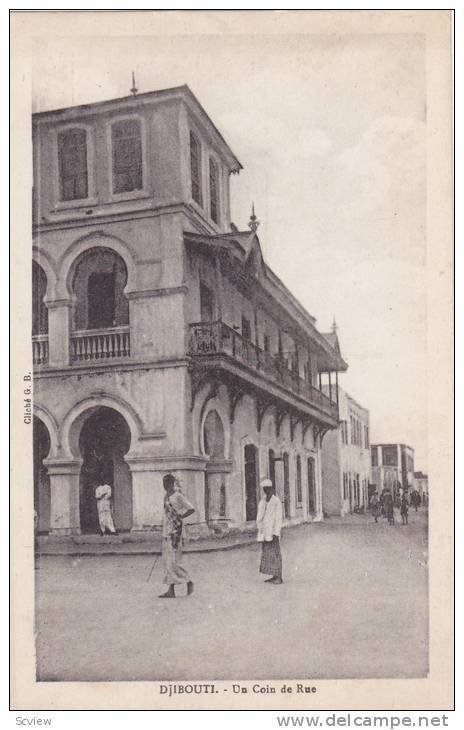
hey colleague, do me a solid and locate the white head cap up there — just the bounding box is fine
[260,478,273,489]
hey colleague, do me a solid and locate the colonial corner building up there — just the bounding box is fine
[32,85,347,538]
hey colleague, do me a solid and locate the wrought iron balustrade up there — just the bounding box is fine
[70,326,130,363]
[188,321,338,419]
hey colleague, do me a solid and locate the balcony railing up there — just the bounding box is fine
[70,326,130,363]
[32,334,49,366]
[188,321,338,419]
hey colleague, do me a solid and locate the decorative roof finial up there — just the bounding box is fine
[331,316,338,335]
[130,71,138,97]
[248,202,260,232]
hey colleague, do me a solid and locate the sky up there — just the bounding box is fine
[31,31,428,470]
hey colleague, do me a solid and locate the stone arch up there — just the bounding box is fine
[68,246,129,331]
[77,406,133,533]
[32,261,49,336]
[33,403,60,458]
[33,415,52,533]
[57,233,138,300]
[60,393,143,460]
[32,246,58,301]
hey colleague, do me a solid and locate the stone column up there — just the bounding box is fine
[126,455,209,536]
[126,457,165,532]
[44,459,82,535]
[46,300,72,367]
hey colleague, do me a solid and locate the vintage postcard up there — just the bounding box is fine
[10,10,453,711]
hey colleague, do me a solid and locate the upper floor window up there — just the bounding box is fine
[304,357,312,383]
[200,282,214,322]
[190,131,202,206]
[71,247,129,331]
[111,119,143,194]
[382,446,398,466]
[371,446,378,467]
[364,425,369,449]
[209,157,219,223]
[241,316,251,341]
[263,334,270,354]
[58,128,88,201]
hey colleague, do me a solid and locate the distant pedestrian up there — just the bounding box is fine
[369,490,380,523]
[95,483,117,535]
[400,493,409,525]
[257,478,283,584]
[383,491,394,525]
[158,474,195,599]
[411,490,421,512]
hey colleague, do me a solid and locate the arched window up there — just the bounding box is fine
[203,410,225,458]
[58,128,88,201]
[72,248,129,330]
[111,119,143,194]
[296,454,302,505]
[32,261,48,335]
[190,131,202,206]
[209,157,219,223]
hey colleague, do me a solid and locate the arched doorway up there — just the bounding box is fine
[203,410,226,522]
[283,452,290,518]
[33,416,51,533]
[78,407,133,533]
[244,444,259,522]
[268,449,276,488]
[307,457,316,515]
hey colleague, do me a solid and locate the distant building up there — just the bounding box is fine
[321,387,371,516]
[413,471,428,499]
[370,443,415,499]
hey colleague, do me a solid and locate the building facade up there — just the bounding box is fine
[370,443,415,499]
[32,85,346,538]
[321,386,370,516]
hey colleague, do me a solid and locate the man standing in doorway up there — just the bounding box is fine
[159,474,195,599]
[257,478,283,584]
[95,482,117,535]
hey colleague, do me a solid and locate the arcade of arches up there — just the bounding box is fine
[33,401,322,535]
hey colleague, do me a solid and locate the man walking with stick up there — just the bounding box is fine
[158,474,195,598]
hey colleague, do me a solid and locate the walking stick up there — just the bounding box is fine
[146,552,160,582]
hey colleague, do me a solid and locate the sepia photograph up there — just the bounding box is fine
[10,9,453,711]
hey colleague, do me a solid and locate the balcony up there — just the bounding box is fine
[188,321,338,423]
[70,326,130,363]
[32,334,49,366]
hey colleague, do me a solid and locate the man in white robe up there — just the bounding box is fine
[95,483,117,535]
[256,478,283,584]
